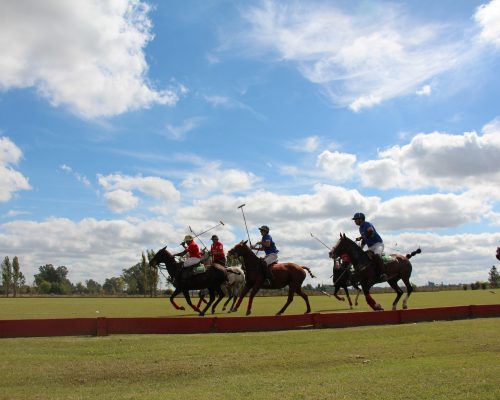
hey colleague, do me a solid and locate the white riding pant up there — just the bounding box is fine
[183,257,202,267]
[368,242,384,256]
[264,253,278,266]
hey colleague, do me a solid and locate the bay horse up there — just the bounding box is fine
[149,246,227,316]
[227,240,315,316]
[329,234,421,311]
[332,259,361,309]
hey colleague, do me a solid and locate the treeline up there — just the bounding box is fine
[1,250,160,297]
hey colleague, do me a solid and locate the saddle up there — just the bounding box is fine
[179,262,206,280]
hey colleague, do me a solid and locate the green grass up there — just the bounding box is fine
[0,289,498,319]
[0,318,499,399]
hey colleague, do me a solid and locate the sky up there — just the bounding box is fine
[1,0,500,289]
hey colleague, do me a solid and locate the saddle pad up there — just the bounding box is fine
[381,254,395,263]
[193,265,206,275]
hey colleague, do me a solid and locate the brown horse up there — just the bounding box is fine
[149,246,227,316]
[227,240,315,316]
[329,234,421,311]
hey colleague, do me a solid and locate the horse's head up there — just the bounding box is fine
[329,233,356,259]
[227,240,249,258]
[149,246,176,269]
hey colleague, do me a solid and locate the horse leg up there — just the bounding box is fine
[222,289,232,312]
[182,289,201,314]
[233,285,252,313]
[343,286,353,309]
[246,285,261,316]
[388,279,403,311]
[295,286,311,314]
[169,288,186,311]
[364,288,383,311]
[401,276,414,310]
[211,287,225,314]
[333,285,345,302]
[276,286,296,315]
[354,287,361,306]
[199,289,216,316]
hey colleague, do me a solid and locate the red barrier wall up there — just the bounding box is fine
[1,304,499,338]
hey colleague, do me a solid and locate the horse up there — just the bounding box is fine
[227,240,315,316]
[195,266,246,313]
[329,234,421,311]
[149,246,228,316]
[331,260,361,309]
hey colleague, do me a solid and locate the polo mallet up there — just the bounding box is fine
[310,232,331,250]
[237,203,252,247]
[188,226,208,250]
[196,221,225,237]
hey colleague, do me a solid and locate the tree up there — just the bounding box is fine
[103,277,125,295]
[85,279,102,295]
[34,264,73,294]
[1,256,12,297]
[12,256,23,297]
[488,266,500,288]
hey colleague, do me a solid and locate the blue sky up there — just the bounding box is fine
[1,0,500,288]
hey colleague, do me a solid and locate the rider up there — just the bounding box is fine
[251,225,278,285]
[352,212,387,282]
[210,235,226,266]
[174,235,202,268]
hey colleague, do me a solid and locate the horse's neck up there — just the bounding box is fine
[241,249,260,269]
[346,244,369,268]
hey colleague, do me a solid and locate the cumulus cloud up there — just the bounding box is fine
[316,150,357,182]
[236,1,467,111]
[0,0,180,118]
[0,136,31,202]
[181,162,259,197]
[98,174,180,213]
[357,121,500,192]
[475,0,500,47]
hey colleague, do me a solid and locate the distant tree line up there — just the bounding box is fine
[2,255,499,297]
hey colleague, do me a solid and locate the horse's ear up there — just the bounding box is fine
[339,233,342,238]
[342,233,346,239]
[243,240,248,245]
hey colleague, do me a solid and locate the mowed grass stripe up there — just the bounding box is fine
[0,318,499,400]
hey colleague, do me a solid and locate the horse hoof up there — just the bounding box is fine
[199,312,205,317]
[179,306,185,311]
[403,305,408,310]
[246,311,251,316]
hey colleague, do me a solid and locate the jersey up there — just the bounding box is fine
[359,221,383,247]
[186,241,202,258]
[210,241,225,262]
[261,233,278,255]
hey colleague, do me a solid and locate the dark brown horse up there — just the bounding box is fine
[332,260,361,309]
[227,240,315,316]
[149,246,227,316]
[329,234,421,311]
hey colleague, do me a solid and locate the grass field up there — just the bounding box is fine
[0,291,499,399]
[0,318,498,400]
[0,289,498,319]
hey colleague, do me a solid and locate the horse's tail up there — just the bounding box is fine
[406,248,422,259]
[302,266,315,278]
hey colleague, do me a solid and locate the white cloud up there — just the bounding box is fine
[60,164,91,187]
[104,189,139,213]
[416,84,432,96]
[235,1,469,111]
[181,162,258,197]
[0,136,31,202]
[316,150,356,181]
[98,173,180,213]
[475,0,500,47]
[0,0,180,118]
[165,117,204,140]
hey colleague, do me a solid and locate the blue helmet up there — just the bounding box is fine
[352,212,365,221]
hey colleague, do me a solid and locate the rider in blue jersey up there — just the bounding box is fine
[352,212,387,282]
[251,225,278,285]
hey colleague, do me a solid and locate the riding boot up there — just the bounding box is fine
[373,254,387,282]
